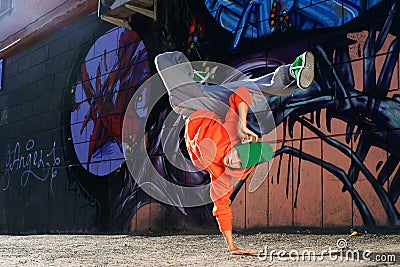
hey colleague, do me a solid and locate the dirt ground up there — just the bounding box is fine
[0,231,400,266]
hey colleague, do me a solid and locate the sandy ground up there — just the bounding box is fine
[0,232,399,266]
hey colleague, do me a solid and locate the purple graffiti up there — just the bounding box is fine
[70,27,150,176]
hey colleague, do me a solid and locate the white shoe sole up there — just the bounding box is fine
[298,51,315,89]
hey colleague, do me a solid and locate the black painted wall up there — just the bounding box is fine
[0,15,110,233]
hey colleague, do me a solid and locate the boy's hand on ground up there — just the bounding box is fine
[230,247,259,256]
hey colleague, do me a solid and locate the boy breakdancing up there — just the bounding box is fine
[155,51,314,255]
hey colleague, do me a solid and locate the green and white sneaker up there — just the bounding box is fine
[289,51,315,89]
[193,70,210,83]
[193,66,218,83]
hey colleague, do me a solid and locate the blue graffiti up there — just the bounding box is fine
[205,0,383,53]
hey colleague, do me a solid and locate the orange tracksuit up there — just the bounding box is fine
[184,87,254,232]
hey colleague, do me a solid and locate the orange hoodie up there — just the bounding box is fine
[184,87,254,232]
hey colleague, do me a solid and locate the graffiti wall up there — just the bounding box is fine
[0,0,399,233]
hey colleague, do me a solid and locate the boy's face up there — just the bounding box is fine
[223,147,242,169]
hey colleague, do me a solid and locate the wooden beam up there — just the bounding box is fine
[125,1,156,20]
[100,14,132,29]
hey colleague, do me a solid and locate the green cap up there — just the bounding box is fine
[235,142,273,168]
